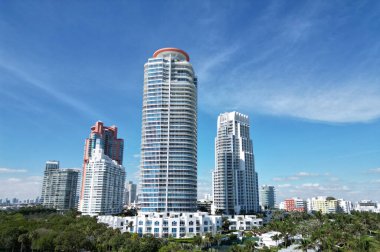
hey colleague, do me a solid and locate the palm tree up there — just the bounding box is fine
[204,232,214,248]
[271,233,282,247]
[214,233,222,247]
[244,239,258,251]
[295,238,314,252]
[193,235,203,248]
[18,233,29,252]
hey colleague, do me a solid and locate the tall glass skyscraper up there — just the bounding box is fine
[212,112,259,214]
[140,48,197,212]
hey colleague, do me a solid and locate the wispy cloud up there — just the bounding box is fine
[0,168,27,173]
[273,171,320,182]
[196,2,380,123]
[196,45,240,82]
[0,59,105,120]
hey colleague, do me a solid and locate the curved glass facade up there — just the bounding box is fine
[140,48,197,212]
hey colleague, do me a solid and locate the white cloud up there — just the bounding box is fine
[201,80,380,123]
[300,183,320,188]
[275,178,378,203]
[297,172,318,177]
[0,176,43,200]
[7,178,22,182]
[369,168,380,173]
[0,168,27,173]
[196,9,380,124]
[272,171,321,182]
[277,184,292,188]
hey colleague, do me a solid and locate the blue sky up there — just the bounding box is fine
[0,0,379,202]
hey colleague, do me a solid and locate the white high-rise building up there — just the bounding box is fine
[140,48,197,212]
[41,160,79,210]
[124,181,137,206]
[212,112,260,214]
[81,141,126,216]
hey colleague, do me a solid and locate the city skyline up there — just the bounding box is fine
[0,1,380,202]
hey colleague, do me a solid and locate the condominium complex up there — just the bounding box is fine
[98,212,262,238]
[41,160,79,210]
[307,196,338,214]
[260,185,276,210]
[212,112,259,214]
[124,181,137,206]
[140,48,198,212]
[80,141,125,216]
[79,121,124,212]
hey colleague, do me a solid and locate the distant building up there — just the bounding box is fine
[124,181,137,206]
[197,200,213,214]
[213,112,260,214]
[204,193,213,201]
[337,199,353,213]
[260,185,276,210]
[284,197,307,212]
[79,121,124,211]
[98,212,262,238]
[354,200,379,213]
[307,196,338,214]
[41,160,79,210]
[81,141,125,216]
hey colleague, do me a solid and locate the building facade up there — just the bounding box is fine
[354,200,379,213]
[213,112,259,214]
[140,48,198,212]
[124,181,137,206]
[80,141,126,216]
[41,160,79,210]
[283,197,307,212]
[79,121,124,211]
[260,185,276,210]
[307,196,338,214]
[337,199,353,213]
[98,212,262,238]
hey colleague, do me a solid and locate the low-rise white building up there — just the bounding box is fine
[354,200,379,213]
[258,231,283,248]
[227,215,263,231]
[98,212,263,238]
